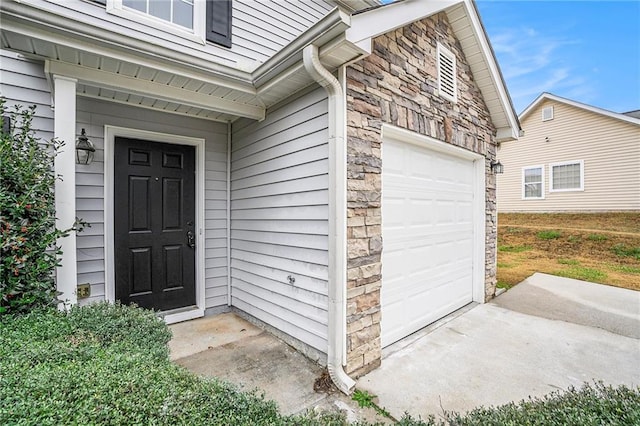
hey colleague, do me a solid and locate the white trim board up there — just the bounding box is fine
[103,125,206,324]
[381,124,487,305]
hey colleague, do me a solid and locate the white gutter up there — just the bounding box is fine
[302,44,355,395]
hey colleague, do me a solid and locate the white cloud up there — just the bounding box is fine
[489,26,593,112]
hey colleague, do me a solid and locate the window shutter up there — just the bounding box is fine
[207,0,232,48]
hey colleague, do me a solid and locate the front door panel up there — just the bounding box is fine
[114,137,196,311]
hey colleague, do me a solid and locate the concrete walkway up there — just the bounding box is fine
[169,273,640,422]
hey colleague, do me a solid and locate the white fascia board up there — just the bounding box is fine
[496,126,519,143]
[462,0,520,141]
[345,0,462,53]
[0,7,255,93]
[253,8,352,88]
[46,60,265,120]
[520,93,640,126]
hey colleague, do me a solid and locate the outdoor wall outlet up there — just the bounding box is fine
[77,283,91,299]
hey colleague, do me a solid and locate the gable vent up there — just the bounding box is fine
[437,43,457,102]
[542,106,554,121]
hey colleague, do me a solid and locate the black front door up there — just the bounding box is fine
[114,137,196,311]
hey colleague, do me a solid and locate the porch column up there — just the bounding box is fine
[53,75,78,307]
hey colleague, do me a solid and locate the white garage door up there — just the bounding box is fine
[382,136,478,347]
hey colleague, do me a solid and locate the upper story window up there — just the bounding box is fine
[542,106,554,121]
[437,43,457,103]
[122,0,194,29]
[522,165,544,199]
[549,160,584,192]
[106,0,231,47]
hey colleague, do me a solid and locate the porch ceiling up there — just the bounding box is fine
[0,5,362,123]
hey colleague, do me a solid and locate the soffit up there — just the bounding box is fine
[0,5,362,123]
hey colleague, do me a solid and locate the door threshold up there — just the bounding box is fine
[159,305,204,325]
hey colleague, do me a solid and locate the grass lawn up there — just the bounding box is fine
[498,212,640,290]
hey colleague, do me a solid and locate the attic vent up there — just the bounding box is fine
[542,106,554,121]
[437,43,457,102]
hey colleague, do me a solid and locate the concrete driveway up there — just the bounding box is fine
[170,273,640,422]
[358,273,640,420]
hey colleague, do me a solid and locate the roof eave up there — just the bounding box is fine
[520,93,640,126]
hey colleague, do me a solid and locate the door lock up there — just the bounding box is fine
[187,230,196,249]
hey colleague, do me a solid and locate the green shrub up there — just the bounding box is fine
[0,100,85,314]
[587,234,608,242]
[537,230,562,240]
[0,303,346,425]
[398,382,640,425]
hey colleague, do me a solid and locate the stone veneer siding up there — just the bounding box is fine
[345,12,498,377]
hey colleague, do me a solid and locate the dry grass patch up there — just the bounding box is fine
[498,213,640,291]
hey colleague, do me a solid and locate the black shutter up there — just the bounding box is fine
[206,0,232,48]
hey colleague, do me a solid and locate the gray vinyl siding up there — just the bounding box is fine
[231,86,330,353]
[0,50,53,141]
[497,100,640,212]
[233,0,335,63]
[75,98,229,307]
[35,0,334,71]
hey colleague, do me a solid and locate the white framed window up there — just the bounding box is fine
[437,43,457,103]
[542,106,554,121]
[107,0,206,43]
[549,160,584,192]
[522,165,545,199]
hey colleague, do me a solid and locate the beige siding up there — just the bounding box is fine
[497,99,640,212]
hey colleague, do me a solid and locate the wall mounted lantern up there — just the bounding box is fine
[76,128,95,165]
[490,160,504,174]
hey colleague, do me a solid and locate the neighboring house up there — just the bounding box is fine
[0,0,518,392]
[497,93,640,212]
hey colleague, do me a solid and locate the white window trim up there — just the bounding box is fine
[437,42,457,103]
[542,106,554,121]
[549,160,584,192]
[522,165,545,200]
[107,0,206,45]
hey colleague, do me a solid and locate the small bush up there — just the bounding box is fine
[537,230,562,240]
[398,382,640,425]
[0,100,84,314]
[587,233,608,242]
[0,303,346,425]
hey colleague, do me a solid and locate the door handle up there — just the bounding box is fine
[187,230,195,249]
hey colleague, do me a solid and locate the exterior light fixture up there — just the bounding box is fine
[76,128,95,165]
[490,160,504,174]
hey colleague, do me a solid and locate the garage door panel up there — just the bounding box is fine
[382,138,477,347]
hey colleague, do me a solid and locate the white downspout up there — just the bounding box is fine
[303,44,355,394]
[226,121,232,306]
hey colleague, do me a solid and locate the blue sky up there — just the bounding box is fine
[475,1,640,114]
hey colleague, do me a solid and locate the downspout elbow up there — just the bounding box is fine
[303,44,355,395]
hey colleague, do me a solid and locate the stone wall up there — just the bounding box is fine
[345,12,498,377]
